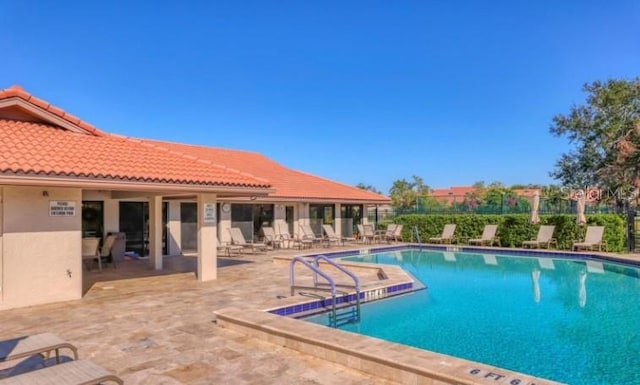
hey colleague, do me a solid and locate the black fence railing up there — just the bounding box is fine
[385,197,620,217]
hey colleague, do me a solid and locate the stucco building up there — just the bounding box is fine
[0,85,389,310]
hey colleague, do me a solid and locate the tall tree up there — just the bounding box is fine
[355,183,381,194]
[550,78,640,202]
[389,176,430,210]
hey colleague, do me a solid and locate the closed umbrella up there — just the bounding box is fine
[529,191,540,224]
[576,192,586,225]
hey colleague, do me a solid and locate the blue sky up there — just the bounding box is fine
[1,1,639,194]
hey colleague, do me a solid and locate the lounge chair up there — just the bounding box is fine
[572,226,606,251]
[300,224,324,246]
[379,224,397,243]
[278,223,306,249]
[216,236,243,256]
[468,224,500,246]
[260,226,281,249]
[522,225,557,249]
[429,224,456,244]
[228,227,268,253]
[366,224,383,243]
[81,238,101,272]
[322,224,355,246]
[0,333,78,365]
[0,359,123,384]
[359,224,381,244]
[389,224,403,242]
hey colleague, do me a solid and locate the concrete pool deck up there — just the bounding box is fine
[1,244,638,384]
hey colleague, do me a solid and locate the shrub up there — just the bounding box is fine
[394,213,626,252]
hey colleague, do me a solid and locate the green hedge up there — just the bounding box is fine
[393,214,626,252]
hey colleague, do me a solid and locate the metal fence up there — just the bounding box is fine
[379,197,620,218]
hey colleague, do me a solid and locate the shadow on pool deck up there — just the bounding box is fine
[3,244,403,384]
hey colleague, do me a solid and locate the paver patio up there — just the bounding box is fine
[0,246,402,384]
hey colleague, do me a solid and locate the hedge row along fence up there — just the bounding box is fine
[393,214,626,253]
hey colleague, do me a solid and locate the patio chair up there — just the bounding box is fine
[522,225,557,249]
[276,223,300,249]
[390,224,403,242]
[300,224,324,246]
[468,224,500,247]
[0,333,78,365]
[380,224,397,243]
[322,224,355,246]
[216,236,243,256]
[572,226,606,251]
[362,224,382,244]
[99,235,118,269]
[228,227,268,253]
[0,359,123,384]
[261,226,284,249]
[81,237,101,272]
[429,224,456,244]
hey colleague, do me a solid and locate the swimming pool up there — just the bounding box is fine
[305,249,640,385]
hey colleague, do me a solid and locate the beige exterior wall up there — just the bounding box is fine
[168,200,181,255]
[1,186,82,310]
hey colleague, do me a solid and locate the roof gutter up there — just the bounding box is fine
[0,175,274,196]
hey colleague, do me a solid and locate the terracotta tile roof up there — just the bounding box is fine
[0,119,270,188]
[0,85,104,136]
[143,139,391,203]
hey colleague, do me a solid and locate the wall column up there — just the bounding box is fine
[148,195,163,270]
[197,193,217,281]
[168,201,181,255]
[334,203,342,237]
[296,202,309,238]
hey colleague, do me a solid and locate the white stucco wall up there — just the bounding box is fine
[1,186,82,310]
[168,200,181,255]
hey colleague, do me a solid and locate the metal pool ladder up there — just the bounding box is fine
[289,255,361,327]
[412,225,423,250]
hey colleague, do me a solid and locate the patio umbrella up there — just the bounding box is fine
[576,192,586,225]
[531,269,541,303]
[529,191,540,224]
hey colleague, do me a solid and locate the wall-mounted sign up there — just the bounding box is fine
[203,203,216,224]
[49,200,76,217]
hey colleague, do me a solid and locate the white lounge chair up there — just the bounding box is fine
[429,224,456,244]
[300,224,324,246]
[572,226,606,251]
[228,227,268,253]
[276,223,298,249]
[322,224,355,246]
[468,224,500,246]
[0,359,123,384]
[0,333,78,365]
[522,225,557,249]
[217,236,243,256]
[81,238,101,272]
[261,226,283,249]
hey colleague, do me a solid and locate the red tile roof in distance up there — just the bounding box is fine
[143,139,391,203]
[0,86,270,188]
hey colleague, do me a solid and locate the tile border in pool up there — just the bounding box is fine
[268,282,414,317]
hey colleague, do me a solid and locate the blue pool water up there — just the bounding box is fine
[305,249,640,385]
